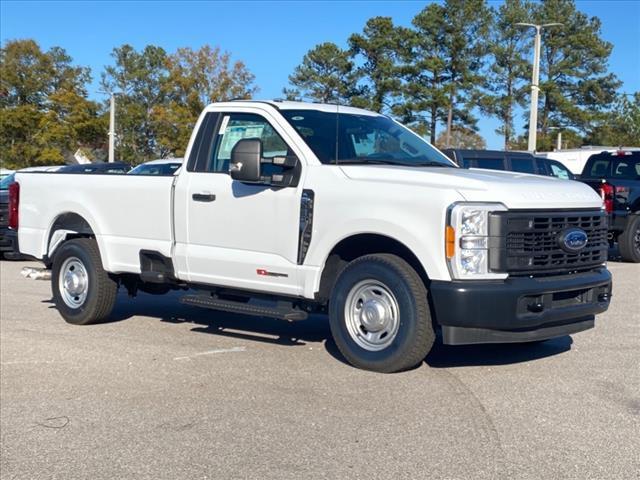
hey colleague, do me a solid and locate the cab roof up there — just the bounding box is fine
[206,99,383,117]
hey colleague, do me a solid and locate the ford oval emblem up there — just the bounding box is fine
[558,228,588,253]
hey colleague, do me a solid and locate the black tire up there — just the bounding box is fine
[328,254,435,373]
[51,238,118,325]
[618,215,640,263]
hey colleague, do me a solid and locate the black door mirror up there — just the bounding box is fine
[230,138,262,183]
[229,137,300,187]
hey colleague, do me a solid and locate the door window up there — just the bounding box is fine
[473,158,505,170]
[211,114,288,173]
[587,159,611,177]
[510,157,537,174]
[549,162,571,179]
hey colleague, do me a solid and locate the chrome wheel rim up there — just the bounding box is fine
[344,280,400,351]
[59,257,89,309]
[634,226,640,252]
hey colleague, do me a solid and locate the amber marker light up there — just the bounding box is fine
[445,225,456,259]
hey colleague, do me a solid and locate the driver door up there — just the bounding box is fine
[173,110,304,296]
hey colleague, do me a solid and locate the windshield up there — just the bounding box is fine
[280,109,455,167]
[0,173,16,190]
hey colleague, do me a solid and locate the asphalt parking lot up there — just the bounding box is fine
[0,259,638,480]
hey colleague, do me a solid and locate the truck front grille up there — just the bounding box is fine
[489,210,608,276]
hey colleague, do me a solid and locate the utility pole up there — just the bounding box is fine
[556,130,562,151]
[108,92,116,163]
[516,22,563,152]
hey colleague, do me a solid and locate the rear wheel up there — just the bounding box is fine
[329,254,435,373]
[618,215,640,263]
[51,238,118,325]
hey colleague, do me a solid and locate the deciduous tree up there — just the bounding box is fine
[0,39,104,168]
[436,126,486,149]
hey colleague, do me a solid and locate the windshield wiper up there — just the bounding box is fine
[336,159,411,166]
[337,159,455,168]
[410,161,456,168]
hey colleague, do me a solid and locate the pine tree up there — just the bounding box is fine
[285,42,359,104]
[482,0,534,149]
[348,17,404,112]
[533,0,621,149]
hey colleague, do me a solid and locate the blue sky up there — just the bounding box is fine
[2,0,639,149]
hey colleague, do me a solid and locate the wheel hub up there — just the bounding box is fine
[64,270,86,296]
[360,298,392,332]
[58,257,89,308]
[344,280,400,351]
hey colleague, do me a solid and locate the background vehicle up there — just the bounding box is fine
[541,158,575,180]
[56,162,130,174]
[128,158,183,176]
[0,168,15,180]
[579,150,640,262]
[12,101,612,373]
[1,166,62,259]
[443,149,574,179]
[538,147,640,175]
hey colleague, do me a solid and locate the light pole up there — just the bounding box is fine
[99,90,121,163]
[516,22,563,152]
[108,92,116,163]
[548,126,564,150]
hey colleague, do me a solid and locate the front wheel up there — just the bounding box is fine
[618,215,640,263]
[329,254,435,373]
[51,238,118,325]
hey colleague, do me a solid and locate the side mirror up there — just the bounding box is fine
[230,138,262,183]
[229,138,300,187]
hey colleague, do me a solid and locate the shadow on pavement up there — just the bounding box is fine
[43,287,575,368]
[424,335,573,368]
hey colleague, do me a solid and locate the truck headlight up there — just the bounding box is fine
[446,203,508,280]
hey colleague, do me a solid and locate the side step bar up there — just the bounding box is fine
[180,294,308,321]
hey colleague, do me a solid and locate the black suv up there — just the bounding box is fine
[579,150,640,262]
[442,149,574,179]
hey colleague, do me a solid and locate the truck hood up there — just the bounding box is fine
[339,165,603,209]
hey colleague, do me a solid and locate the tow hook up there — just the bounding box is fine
[21,267,52,281]
[527,301,545,313]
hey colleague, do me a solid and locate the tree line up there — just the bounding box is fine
[285,0,637,150]
[0,41,256,169]
[1,0,638,170]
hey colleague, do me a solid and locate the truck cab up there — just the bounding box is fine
[13,101,613,372]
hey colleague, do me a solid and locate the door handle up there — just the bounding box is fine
[192,193,216,202]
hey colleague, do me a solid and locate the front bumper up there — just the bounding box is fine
[430,267,612,345]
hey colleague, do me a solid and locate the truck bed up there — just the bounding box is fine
[16,172,175,273]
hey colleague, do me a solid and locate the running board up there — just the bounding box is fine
[180,294,308,321]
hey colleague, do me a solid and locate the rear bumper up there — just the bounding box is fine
[430,267,612,345]
[0,228,24,259]
[0,227,18,253]
[609,211,629,233]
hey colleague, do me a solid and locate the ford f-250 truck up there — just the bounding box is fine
[12,101,612,372]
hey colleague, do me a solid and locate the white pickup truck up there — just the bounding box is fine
[12,101,612,372]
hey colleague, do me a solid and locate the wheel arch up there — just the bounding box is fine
[44,212,99,265]
[316,233,429,303]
